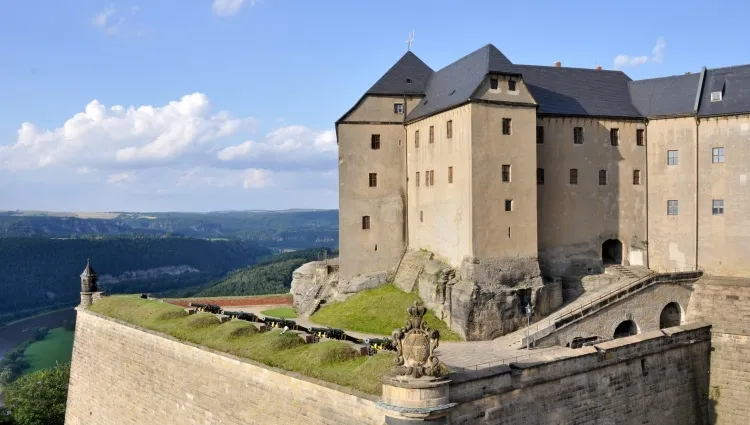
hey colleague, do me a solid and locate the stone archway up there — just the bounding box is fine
[659,302,682,328]
[613,320,638,339]
[602,239,623,265]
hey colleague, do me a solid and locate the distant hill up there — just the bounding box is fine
[0,210,339,249]
[191,248,336,298]
[0,236,272,326]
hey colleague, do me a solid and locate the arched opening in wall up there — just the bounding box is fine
[659,302,682,328]
[602,239,623,265]
[613,320,638,339]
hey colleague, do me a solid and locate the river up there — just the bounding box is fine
[0,308,76,359]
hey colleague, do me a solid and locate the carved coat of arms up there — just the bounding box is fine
[391,302,441,378]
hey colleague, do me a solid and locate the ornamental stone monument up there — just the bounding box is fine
[377,302,457,424]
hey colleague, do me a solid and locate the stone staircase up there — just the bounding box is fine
[296,282,326,318]
[392,249,433,292]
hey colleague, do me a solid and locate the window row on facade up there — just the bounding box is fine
[666,199,725,216]
[535,168,642,185]
[415,167,453,186]
[666,148,725,165]
[536,127,645,146]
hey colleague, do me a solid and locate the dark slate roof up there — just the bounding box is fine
[366,51,433,96]
[81,259,97,278]
[697,65,750,116]
[406,45,521,121]
[517,65,642,118]
[628,73,701,117]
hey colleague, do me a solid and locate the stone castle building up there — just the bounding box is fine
[336,43,750,283]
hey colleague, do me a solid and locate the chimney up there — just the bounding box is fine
[554,61,562,68]
[596,66,603,70]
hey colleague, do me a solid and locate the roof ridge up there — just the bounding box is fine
[517,64,628,74]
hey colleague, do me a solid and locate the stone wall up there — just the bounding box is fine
[449,324,711,425]
[65,309,384,425]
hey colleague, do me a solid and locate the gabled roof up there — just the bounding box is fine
[366,51,433,96]
[406,45,522,121]
[518,65,642,118]
[81,259,97,278]
[698,65,750,117]
[628,73,702,117]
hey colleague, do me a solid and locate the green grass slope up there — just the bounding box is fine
[22,328,74,374]
[311,285,462,341]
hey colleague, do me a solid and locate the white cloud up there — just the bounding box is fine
[91,5,143,37]
[613,37,666,69]
[107,171,136,184]
[212,0,256,16]
[177,167,272,189]
[92,6,116,28]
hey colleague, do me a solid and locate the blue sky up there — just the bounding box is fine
[1,0,747,212]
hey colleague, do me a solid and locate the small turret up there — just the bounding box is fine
[80,259,99,307]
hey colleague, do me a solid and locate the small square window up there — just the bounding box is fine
[505,199,513,212]
[636,129,645,146]
[362,216,370,230]
[536,126,544,144]
[667,150,678,166]
[537,168,545,185]
[667,200,679,215]
[711,91,722,102]
[415,130,419,148]
[490,78,498,90]
[569,168,578,185]
[429,126,434,143]
[573,127,584,144]
[502,118,512,135]
[393,103,404,114]
[633,169,641,185]
[415,171,420,187]
[508,80,517,91]
[610,128,619,146]
[371,134,380,150]
[448,166,453,184]
[368,173,377,187]
[447,120,453,139]
[712,147,725,163]
[599,170,607,185]
[712,199,724,215]
[502,164,511,182]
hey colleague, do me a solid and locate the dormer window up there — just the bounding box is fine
[406,78,412,84]
[394,103,404,114]
[490,78,499,90]
[508,80,517,91]
[711,91,723,102]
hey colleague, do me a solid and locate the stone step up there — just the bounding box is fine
[393,250,433,292]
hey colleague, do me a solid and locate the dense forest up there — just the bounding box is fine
[0,236,271,326]
[0,210,338,249]
[169,248,337,298]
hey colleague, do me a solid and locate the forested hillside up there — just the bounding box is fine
[191,248,336,297]
[0,237,271,325]
[0,210,338,249]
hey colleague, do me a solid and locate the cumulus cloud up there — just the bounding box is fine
[91,4,143,37]
[212,0,256,16]
[613,37,666,69]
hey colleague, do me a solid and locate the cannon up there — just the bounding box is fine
[364,337,394,352]
[307,326,347,341]
[223,311,260,322]
[264,317,298,330]
[189,302,222,314]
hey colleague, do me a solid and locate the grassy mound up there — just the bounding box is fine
[90,296,394,395]
[311,285,462,341]
[185,313,221,328]
[260,307,297,319]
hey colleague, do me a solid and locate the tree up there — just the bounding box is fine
[3,362,69,425]
[0,408,16,425]
[33,327,48,342]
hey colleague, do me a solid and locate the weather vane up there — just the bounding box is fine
[406,30,415,51]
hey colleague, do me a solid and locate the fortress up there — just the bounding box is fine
[65,44,750,425]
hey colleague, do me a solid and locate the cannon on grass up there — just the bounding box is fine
[223,311,260,322]
[189,302,222,314]
[364,337,395,353]
[307,326,349,341]
[263,317,299,331]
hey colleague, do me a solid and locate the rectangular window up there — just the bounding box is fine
[415,130,419,148]
[429,125,434,143]
[490,78,498,90]
[368,173,377,187]
[667,200,679,215]
[508,80,517,91]
[393,103,404,114]
[371,134,380,150]
[415,171,420,187]
[448,166,453,184]
[505,199,513,212]
[712,199,724,215]
[430,170,434,186]
[712,147,725,163]
[633,169,641,185]
[599,170,607,185]
[569,168,578,185]
[636,129,645,146]
[536,126,544,144]
[502,118,512,135]
[502,164,511,182]
[573,127,584,144]
[667,150,678,165]
[537,168,545,185]
[447,120,453,139]
[610,128,619,146]
[362,216,370,230]
[420,211,424,222]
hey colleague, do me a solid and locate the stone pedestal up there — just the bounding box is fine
[377,375,456,424]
